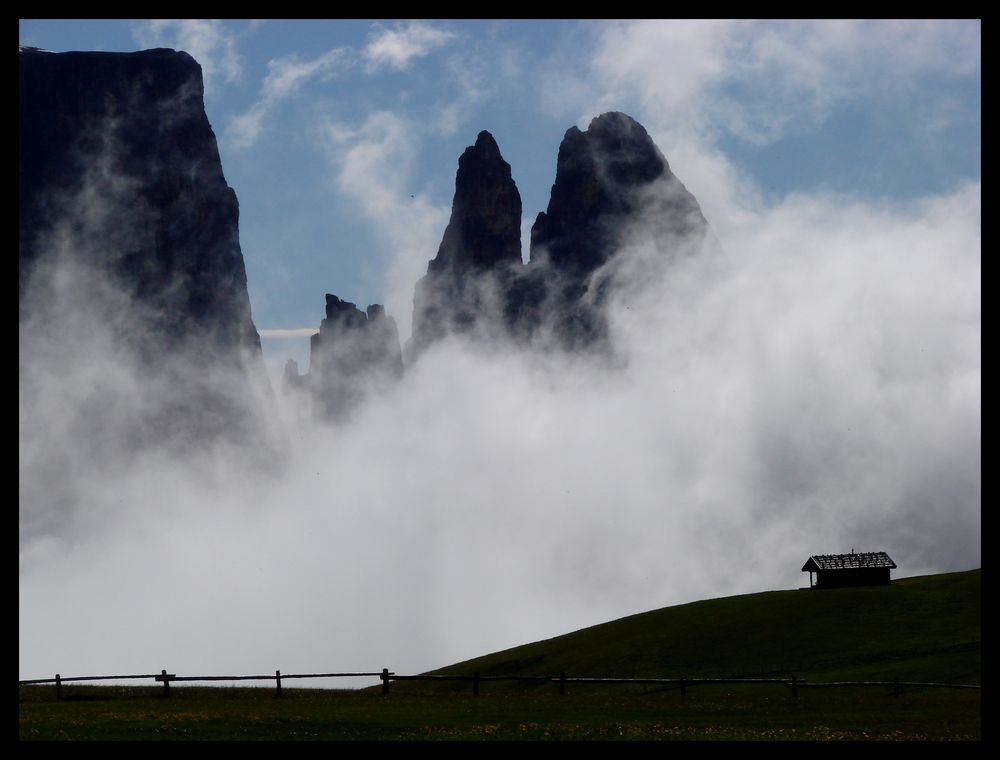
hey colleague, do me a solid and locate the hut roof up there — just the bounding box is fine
[801,551,897,572]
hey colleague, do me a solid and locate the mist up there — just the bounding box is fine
[19,136,979,689]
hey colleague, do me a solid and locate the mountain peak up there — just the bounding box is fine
[474,129,499,151]
[530,111,701,274]
[587,110,642,130]
[409,129,523,356]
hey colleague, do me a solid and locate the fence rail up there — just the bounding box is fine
[19,668,981,701]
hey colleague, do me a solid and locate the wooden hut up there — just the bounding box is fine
[801,551,896,589]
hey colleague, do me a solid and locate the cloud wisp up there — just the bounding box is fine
[228,47,351,150]
[543,19,980,160]
[363,20,455,73]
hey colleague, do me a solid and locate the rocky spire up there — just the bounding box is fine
[409,130,522,356]
[407,114,716,357]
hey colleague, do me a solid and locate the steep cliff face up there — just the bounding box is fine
[19,48,271,460]
[409,130,522,357]
[20,48,262,363]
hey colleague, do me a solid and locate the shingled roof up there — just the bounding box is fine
[801,551,897,572]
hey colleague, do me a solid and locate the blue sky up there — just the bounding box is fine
[18,19,981,379]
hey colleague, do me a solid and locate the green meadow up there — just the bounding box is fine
[19,569,980,741]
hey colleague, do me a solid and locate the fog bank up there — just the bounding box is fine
[19,178,979,684]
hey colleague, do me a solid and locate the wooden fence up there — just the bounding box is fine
[19,669,981,700]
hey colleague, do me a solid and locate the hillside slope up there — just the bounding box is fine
[430,570,980,684]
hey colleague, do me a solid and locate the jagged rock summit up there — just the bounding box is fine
[309,294,404,421]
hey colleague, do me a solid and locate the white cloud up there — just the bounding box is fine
[546,19,980,150]
[588,20,732,130]
[708,20,980,146]
[432,47,505,137]
[131,19,243,92]
[228,48,350,150]
[364,20,455,72]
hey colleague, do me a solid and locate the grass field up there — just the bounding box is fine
[19,569,980,741]
[431,569,981,685]
[17,682,980,741]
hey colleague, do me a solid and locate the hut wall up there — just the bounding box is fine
[815,567,891,588]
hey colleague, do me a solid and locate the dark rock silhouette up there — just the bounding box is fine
[531,111,709,275]
[309,295,404,421]
[409,130,523,357]
[19,47,271,446]
[408,113,715,357]
[525,111,714,349]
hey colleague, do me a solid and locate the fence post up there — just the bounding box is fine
[894,676,900,698]
[680,676,686,698]
[473,672,479,696]
[55,673,61,701]
[792,675,797,698]
[381,668,390,696]
[275,670,282,698]
[559,672,566,696]
[161,669,170,698]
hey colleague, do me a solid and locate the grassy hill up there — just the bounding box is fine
[20,570,980,740]
[428,569,980,685]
